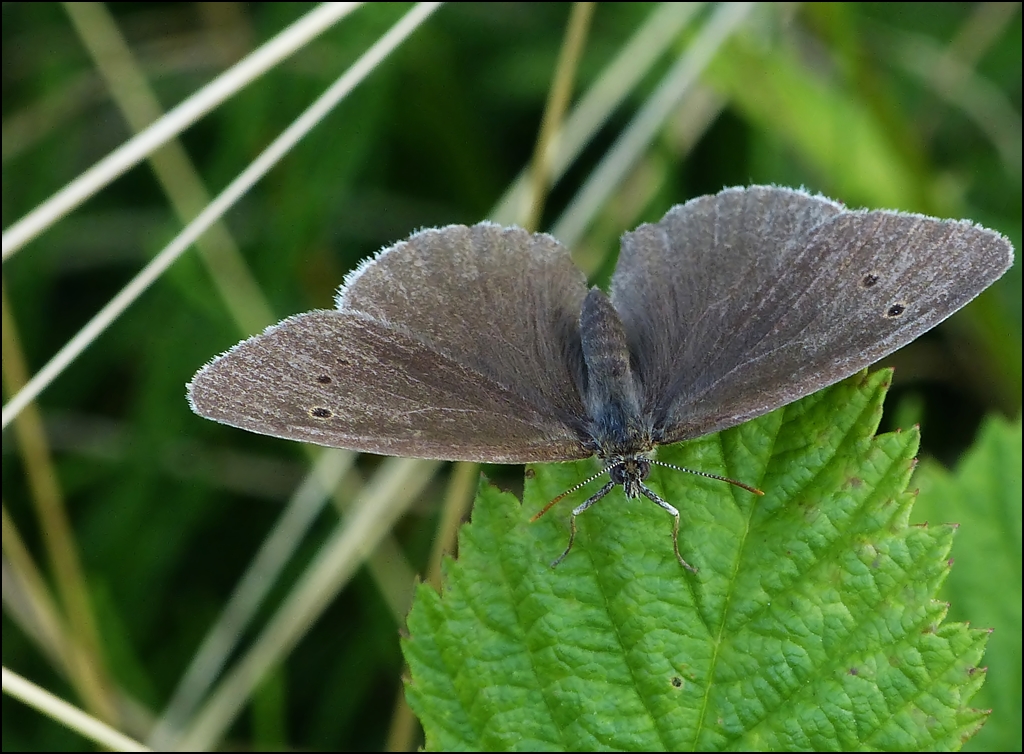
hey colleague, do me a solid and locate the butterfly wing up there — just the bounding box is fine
[188,224,592,463]
[610,185,1014,443]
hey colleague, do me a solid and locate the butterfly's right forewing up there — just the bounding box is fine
[188,224,594,463]
[188,311,590,462]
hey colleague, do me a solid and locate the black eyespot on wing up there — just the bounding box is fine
[310,407,332,419]
[886,303,906,318]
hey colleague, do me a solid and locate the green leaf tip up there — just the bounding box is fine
[403,371,991,751]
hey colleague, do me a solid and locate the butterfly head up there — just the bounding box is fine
[534,448,762,573]
[607,454,651,499]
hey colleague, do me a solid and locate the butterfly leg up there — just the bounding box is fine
[640,485,698,573]
[550,481,615,568]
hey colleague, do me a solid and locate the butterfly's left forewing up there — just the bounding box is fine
[610,186,1013,444]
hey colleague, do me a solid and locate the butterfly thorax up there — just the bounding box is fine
[585,407,654,459]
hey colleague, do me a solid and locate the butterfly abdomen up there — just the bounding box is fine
[579,288,653,458]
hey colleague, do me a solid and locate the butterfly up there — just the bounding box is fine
[188,185,1013,571]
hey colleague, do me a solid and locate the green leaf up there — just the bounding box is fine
[912,417,1023,753]
[402,371,989,751]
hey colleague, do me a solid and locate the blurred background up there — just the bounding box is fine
[2,2,1020,750]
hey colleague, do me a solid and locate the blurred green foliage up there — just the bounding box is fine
[913,417,1023,754]
[2,3,1019,751]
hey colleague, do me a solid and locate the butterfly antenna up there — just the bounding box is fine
[649,459,764,496]
[529,464,616,522]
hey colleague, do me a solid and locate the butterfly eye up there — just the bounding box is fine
[886,303,907,318]
[310,407,333,419]
[861,273,879,288]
